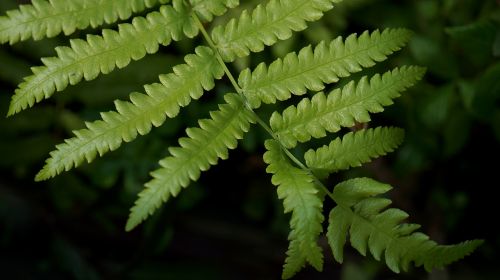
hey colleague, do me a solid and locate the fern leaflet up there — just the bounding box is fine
[190,0,239,21]
[264,140,324,279]
[8,3,192,115]
[7,0,237,116]
[211,0,343,62]
[127,93,256,230]
[239,29,413,108]
[305,127,405,179]
[328,177,483,272]
[35,46,223,181]
[0,0,169,44]
[270,66,425,148]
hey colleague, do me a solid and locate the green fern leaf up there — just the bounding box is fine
[239,29,413,108]
[211,0,343,62]
[7,0,237,116]
[35,46,224,181]
[0,0,169,44]
[305,127,405,179]
[8,2,193,116]
[270,66,425,148]
[126,93,256,231]
[327,177,483,272]
[417,240,484,272]
[191,0,239,22]
[0,0,482,275]
[264,140,324,279]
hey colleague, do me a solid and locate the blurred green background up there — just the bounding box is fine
[1,0,499,279]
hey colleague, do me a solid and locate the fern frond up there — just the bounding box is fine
[211,0,343,62]
[190,0,239,22]
[8,3,196,116]
[126,93,256,231]
[239,29,413,108]
[270,66,425,148]
[0,0,482,275]
[7,0,237,116]
[35,46,224,182]
[305,127,404,179]
[264,140,324,279]
[327,177,483,272]
[0,0,169,44]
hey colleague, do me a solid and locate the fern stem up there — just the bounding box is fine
[191,11,335,200]
[192,12,241,93]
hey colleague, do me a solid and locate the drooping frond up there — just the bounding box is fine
[0,0,169,44]
[126,93,256,231]
[264,140,324,279]
[35,46,224,181]
[211,0,343,62]
[270,66,425,148]
[305,127,405,179]
[239,29,413,108]
[327,177,483,272]
[8,0,238,116]
[190,0,239,22]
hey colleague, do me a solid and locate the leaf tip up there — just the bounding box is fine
[466,239,484,252]
[413,66,427,79]
[125,207,144,232]
[6,103,19,117]
[34,169,50,182]
[125,218,138,232]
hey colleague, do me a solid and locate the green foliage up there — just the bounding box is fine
[0,0,170,44]
[7,0,238,115]
[305,127,405,179]
[127,93,255,230]
[0,0,482,278]
[239,29,413,108]
[328,178,483,272]
[270,66,425,148]
[211,0,343,62]
[35,46,224,181]
[264,140,324,278]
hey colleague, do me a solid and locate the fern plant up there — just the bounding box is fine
[0,0,482,278]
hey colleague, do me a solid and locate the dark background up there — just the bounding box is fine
[1,0,499,279]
